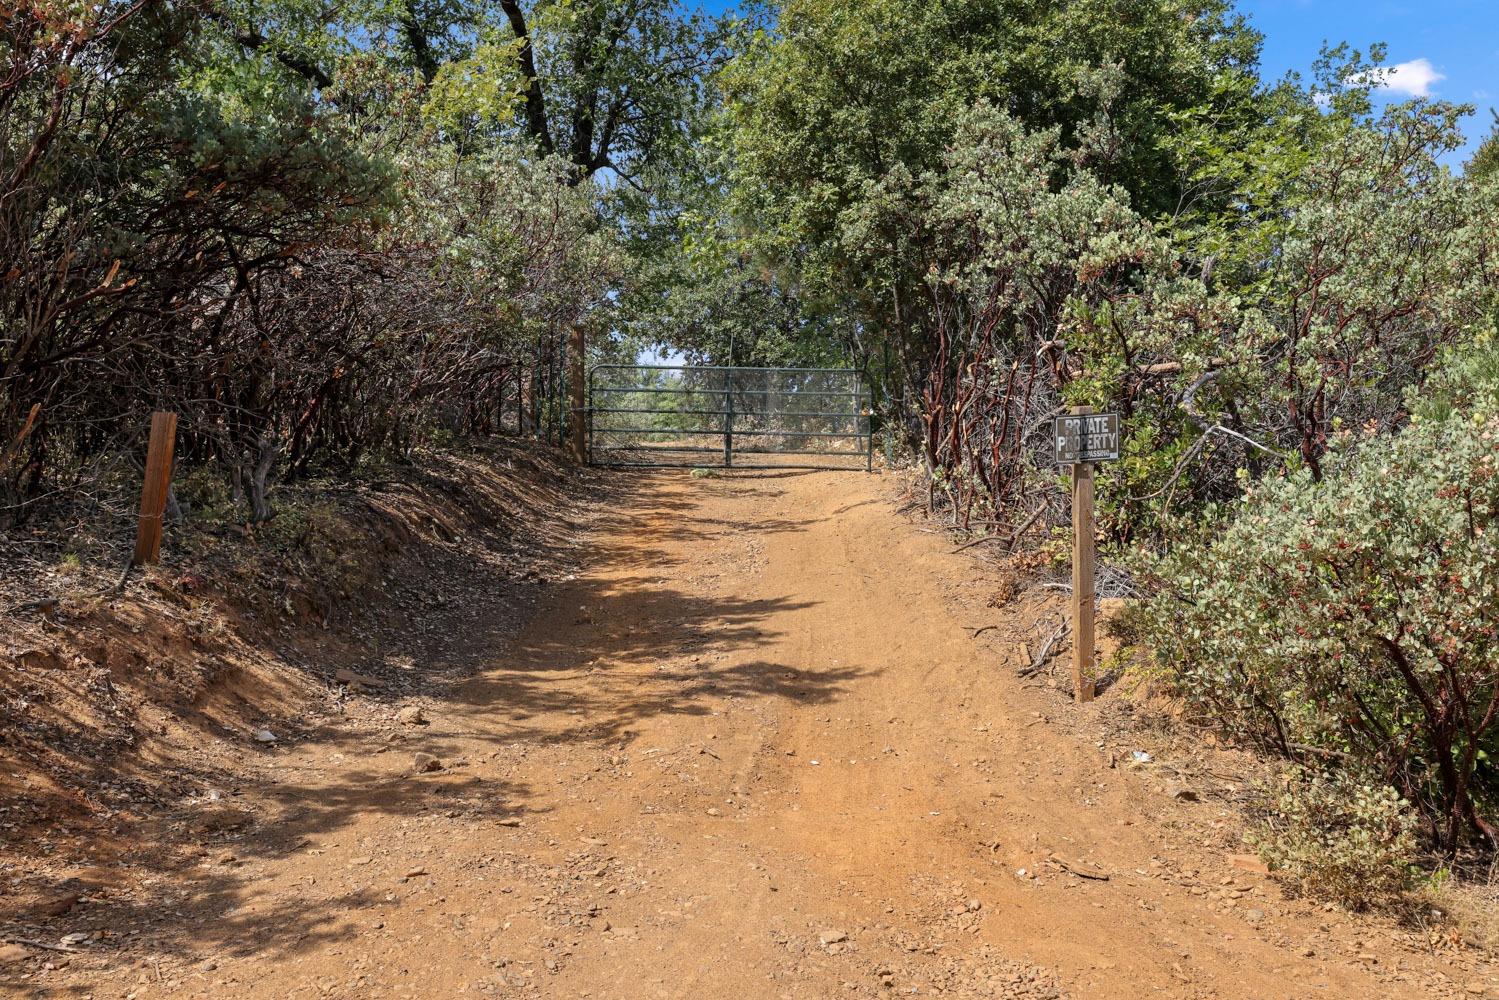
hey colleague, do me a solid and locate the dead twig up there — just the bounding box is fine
[1020,620,1069,676]
[0,403,42,476]
[2,936,80,954]
[1048,855,1110,880]
[8,557,134,615]
[951,535,1008,554]
[949,504,1048,555]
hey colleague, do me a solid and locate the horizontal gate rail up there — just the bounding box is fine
[597,427,862,439]
[590,387,864,398]
[588,364,873,471]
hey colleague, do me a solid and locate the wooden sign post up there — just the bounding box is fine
[132,411,178,566]
[1071,446,1096,703]
[1054,406,1120,703]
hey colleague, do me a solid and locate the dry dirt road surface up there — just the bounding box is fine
[41,470,1493,999]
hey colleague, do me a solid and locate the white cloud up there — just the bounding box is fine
[1356,58,1446,98]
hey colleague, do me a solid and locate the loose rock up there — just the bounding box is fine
[335,668,384,689]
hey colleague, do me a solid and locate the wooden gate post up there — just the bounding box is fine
[722,373,734,468]
[1070,405,1097,703]
[568,327,586,463]
[132,411,178,566]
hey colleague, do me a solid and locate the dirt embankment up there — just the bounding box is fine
[0,440,586,969]
[1,460,1495,999]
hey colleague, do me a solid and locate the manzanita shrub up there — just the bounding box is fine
[1249,768,1420,910]
[1136,406,1499,856]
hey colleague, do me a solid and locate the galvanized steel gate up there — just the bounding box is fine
[588,365,872,471]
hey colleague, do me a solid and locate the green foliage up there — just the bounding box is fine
[1250,768,1420,910]
[877,101,1247,530]
[1415,340,1499,424]
[718,0,1265,390]
[0,0,637,524]
[1134,396,1499,852]
[1467,113,1499,184]
[423,31,526,133]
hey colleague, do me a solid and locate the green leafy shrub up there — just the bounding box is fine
[1250,768,1420,910]
[1134,405,1499,854]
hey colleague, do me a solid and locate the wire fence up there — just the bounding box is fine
[588,365,872,471]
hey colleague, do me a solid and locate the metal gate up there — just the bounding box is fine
[588,365,873,471]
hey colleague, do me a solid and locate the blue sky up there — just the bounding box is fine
[699,0,1497,163]
[1244,0,1496,160]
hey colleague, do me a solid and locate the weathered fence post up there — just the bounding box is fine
[132,411,178,566]
[723,370,735,468]
[1070,405,1097,703]
[569,326,587,463]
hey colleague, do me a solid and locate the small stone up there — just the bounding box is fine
[59,932,88,947]
[252,729,278,744]
[397,706,427,726]
[819,930,848,946]
[405,867,428,878]
[1245,908,1265,922]
[706,808,721,817]
[966,899,982,912]
[200,960,218,972]
[412,752,442,773]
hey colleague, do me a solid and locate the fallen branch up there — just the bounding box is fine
[951,535,1008,554]
[949,503,1048,556]
[1020,621,1069,676]
[8,557,134,616]
[2,936,80,954]
[1048,854,1109,880]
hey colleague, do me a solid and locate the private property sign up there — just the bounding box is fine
[1054,412,1120,465]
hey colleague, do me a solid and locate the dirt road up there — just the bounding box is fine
[43,469,1492,998]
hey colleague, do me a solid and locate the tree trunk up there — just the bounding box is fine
[249,432,278,524]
